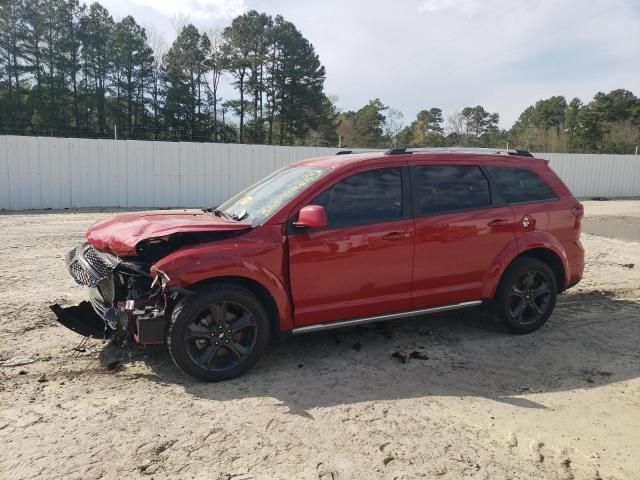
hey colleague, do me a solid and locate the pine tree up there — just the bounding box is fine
[80,3,114,135]
[163,24,208,140]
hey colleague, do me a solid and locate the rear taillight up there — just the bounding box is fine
[571,201,584,230]
[571,202,584,219]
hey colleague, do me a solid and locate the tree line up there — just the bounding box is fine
[339,90,640,154]
[0,1,337,145]
[1,1,638,153]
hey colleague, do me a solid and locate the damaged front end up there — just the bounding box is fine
[50,243,166,345]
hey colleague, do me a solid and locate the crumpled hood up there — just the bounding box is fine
[86,209,251,257]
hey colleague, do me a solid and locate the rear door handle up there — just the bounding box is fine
[382,231,408,241]
[488,218,509,227]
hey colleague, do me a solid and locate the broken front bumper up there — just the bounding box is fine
[52,243,166,344]
[50,243,122,339]
[49,302,112,339]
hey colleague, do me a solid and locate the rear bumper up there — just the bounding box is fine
[563,238,584,291]
[565,277,581,290]
[565,260,584,291]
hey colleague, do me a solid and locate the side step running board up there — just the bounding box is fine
[291,300,482,334]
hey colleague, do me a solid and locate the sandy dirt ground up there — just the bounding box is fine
[1,201,640,480]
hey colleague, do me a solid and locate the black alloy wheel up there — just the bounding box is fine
[494,257,557,333]
[168,284,270,381]
[507,270,552,326]
[184,301,257,372]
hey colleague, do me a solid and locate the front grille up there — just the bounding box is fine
[69,261,94,286]
[65,243,117,287]
[84,246,114,278]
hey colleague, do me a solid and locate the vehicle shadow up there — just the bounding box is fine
[100,291,640,416]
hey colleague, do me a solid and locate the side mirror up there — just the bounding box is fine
[294,205,328,229]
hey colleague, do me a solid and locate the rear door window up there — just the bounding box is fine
[412,165,491,215]
[487,166,557,204]
[311,168,403,227]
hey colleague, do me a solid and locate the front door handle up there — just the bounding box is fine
[382,231,408,241]
[488,218,509,227]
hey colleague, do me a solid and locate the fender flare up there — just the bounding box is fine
[482,231,569,299]
[154,254,294,331]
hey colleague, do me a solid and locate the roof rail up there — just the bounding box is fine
[336,149,385,155]
[384,147,533,157]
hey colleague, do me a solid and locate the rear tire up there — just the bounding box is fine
[493,257,557,334]
[168,284,270,381]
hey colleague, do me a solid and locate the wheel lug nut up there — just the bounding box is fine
[225,339,229,343]
[227,330,231,334]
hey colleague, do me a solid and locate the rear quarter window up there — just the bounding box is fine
[487,166,558,204]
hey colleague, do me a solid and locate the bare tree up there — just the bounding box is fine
[145,25,167,139]
[383,108,404,147]
[446,110,466,144]
[205,28,224,141]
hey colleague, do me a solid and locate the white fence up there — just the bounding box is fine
[0,136,639,210]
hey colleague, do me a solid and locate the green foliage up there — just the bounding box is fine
[509,89,640,153]
[163,24,209,139]
[337,98,388,148]
[396,107,445,147]
[0,1,336,144]
[0,0,637,152]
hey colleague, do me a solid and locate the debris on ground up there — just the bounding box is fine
[392,348,409,363]
[591,197,610,201]
[451,361,471,369]
[0,355,38,367]
[391,349,429,363]
[352,341,362,351]
[622,263,635,269]
[410,351,429,360]
[37,374,47,383]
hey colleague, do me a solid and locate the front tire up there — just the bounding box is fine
[168,284,271,381]
[493,257,557,334]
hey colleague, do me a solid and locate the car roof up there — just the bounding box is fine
[293,149,546,170]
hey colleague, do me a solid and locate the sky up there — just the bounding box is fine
[99,0,639,129]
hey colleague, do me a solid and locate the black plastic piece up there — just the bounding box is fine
[166,286,197,297]
[136,314,166,344]
[384,148,408,155]
[50,301,110,339]
[509,149,534,157]
[336,150,353,155]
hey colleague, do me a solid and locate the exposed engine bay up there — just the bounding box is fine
[50,242,166,345]
[50,225,249,346]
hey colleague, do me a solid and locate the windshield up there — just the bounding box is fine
[217,166,329,225]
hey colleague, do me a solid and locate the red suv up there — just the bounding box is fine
[52,148,584,381]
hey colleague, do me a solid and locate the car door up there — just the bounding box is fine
[288,166,415,327]
[411,163,517,308]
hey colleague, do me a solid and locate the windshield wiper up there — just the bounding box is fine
[232,210,248,221]
[203,207,234,220]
